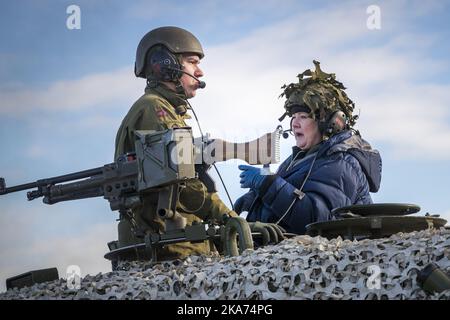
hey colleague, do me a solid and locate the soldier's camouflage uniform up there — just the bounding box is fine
[115,83,236,260]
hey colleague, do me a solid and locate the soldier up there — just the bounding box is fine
[114,26,237,260]
[234,61,382,234]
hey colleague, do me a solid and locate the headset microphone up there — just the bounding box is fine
[163,65,206,89]
[276,125,292,139]
[281,117,295,139]
[179,70,206,89]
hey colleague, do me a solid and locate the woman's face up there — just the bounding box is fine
[291,112,322,149]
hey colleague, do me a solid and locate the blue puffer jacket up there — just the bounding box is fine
[236,130,382,234]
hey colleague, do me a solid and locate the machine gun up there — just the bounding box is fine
[0,127,284,265]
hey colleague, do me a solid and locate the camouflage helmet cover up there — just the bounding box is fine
[135,26,204,78]
[279,60,357,128]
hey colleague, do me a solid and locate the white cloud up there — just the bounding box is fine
[2,1,448,160]
[26,144,46,159]
[0,66,141,115]
[359,84,450,159]
[0,222,115,293]
[0,196,116,292]
[191,2,450,160]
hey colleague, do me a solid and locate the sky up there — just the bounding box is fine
[1,0,450,292]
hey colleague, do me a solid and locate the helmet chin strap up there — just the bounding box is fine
[147,75,185,94]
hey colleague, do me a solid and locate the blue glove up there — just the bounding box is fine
[238,165,268,190]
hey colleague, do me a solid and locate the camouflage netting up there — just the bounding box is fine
[1,228,450,300]
[279,60,358,128]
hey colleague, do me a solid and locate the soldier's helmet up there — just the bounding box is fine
[279,60,358,137]
[135,26,204,79]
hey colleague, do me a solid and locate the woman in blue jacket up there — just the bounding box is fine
[234,61,382,235]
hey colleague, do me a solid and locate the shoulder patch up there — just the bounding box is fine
[155,107,169,119]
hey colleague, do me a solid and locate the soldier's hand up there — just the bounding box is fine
[247,221,286,246]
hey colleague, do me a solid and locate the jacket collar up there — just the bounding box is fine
[285,143,322,173]
[316,130,353,157]
[291,143,322,160]
[145,83,188,110]
[284,131,351,174]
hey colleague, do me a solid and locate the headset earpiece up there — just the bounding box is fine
[320,110,348,136]
[147,47,183,82]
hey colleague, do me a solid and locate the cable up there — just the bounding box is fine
[275,151,318,225]
[212,163,234,211]
[186,100,204,137]
[186,100,235,211]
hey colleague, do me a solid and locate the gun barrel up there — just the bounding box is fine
[48,175,105,200]
[1,178,39,195]
[0,167,104,196]
[44,187,104,204]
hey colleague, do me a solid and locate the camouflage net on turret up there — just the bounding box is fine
[1,228,450,300]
